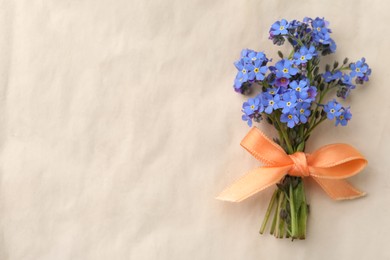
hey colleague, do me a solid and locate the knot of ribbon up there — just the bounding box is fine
[217,127,367,202]
[288,152,310,177]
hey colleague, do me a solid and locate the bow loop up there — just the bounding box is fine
[240,127,292,166]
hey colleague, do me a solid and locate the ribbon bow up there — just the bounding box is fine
[217,127,367,202]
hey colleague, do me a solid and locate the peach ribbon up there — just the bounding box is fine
[217,127,367,202]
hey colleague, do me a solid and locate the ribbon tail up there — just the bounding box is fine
[312,177,366,200]
[216,166,290,202]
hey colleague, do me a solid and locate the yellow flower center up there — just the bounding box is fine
[300,56,305,60]
[252,57,256,61]
[296,87,301,92]
[288,115,293,119]
[317,27,321,32]
[356,68,360,72]
[270,91,275,94]
[254,68,259,73]
[339,115,344,120]
[283,68,289,73]
[269,101,274,105]
[330,109,335,113]
[286,102,291,106]
[250,105,255,109]
[300,109,305,114]
[280,26,285,30]
[242,69,247,74]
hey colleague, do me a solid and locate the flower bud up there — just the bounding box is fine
[240,83,252,95]
[273,36,285,46]
[312,57,320,65]
[315,110,320,118]
[325,64,330,71]
[313,67,319,76]
[321,109,326,117]
[355,77,364,84]
[253,113,262,123]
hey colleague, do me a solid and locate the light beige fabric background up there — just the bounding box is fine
[0,0,388,259]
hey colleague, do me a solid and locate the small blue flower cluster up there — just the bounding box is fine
[323,100,352,126]
[241,78,316,127]
[234,49,269,94]
[233,17,371,130]
[269,17,336,55]
[323,57,372,99]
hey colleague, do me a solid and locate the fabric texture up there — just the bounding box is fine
[0,0,388,259]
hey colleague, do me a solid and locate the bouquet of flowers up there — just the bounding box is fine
[217,17,371,240]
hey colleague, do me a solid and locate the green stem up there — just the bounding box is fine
[299,124,304,141]
[289,182,298,237]
[274,191,284,238]
[280,126,293,154]
[288,49,295,59]
[302,31,313,43]
[339,66,350,71]
[267,115,285,148]
[270,191,280,235]
[303,116,327,140]
[278,195,287,238]
[274,113,294,154]
[307,60,313,82]
[288,34,304,47]
[298,185,308,239]
[260,189,279,234]
[306,81,334,136]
